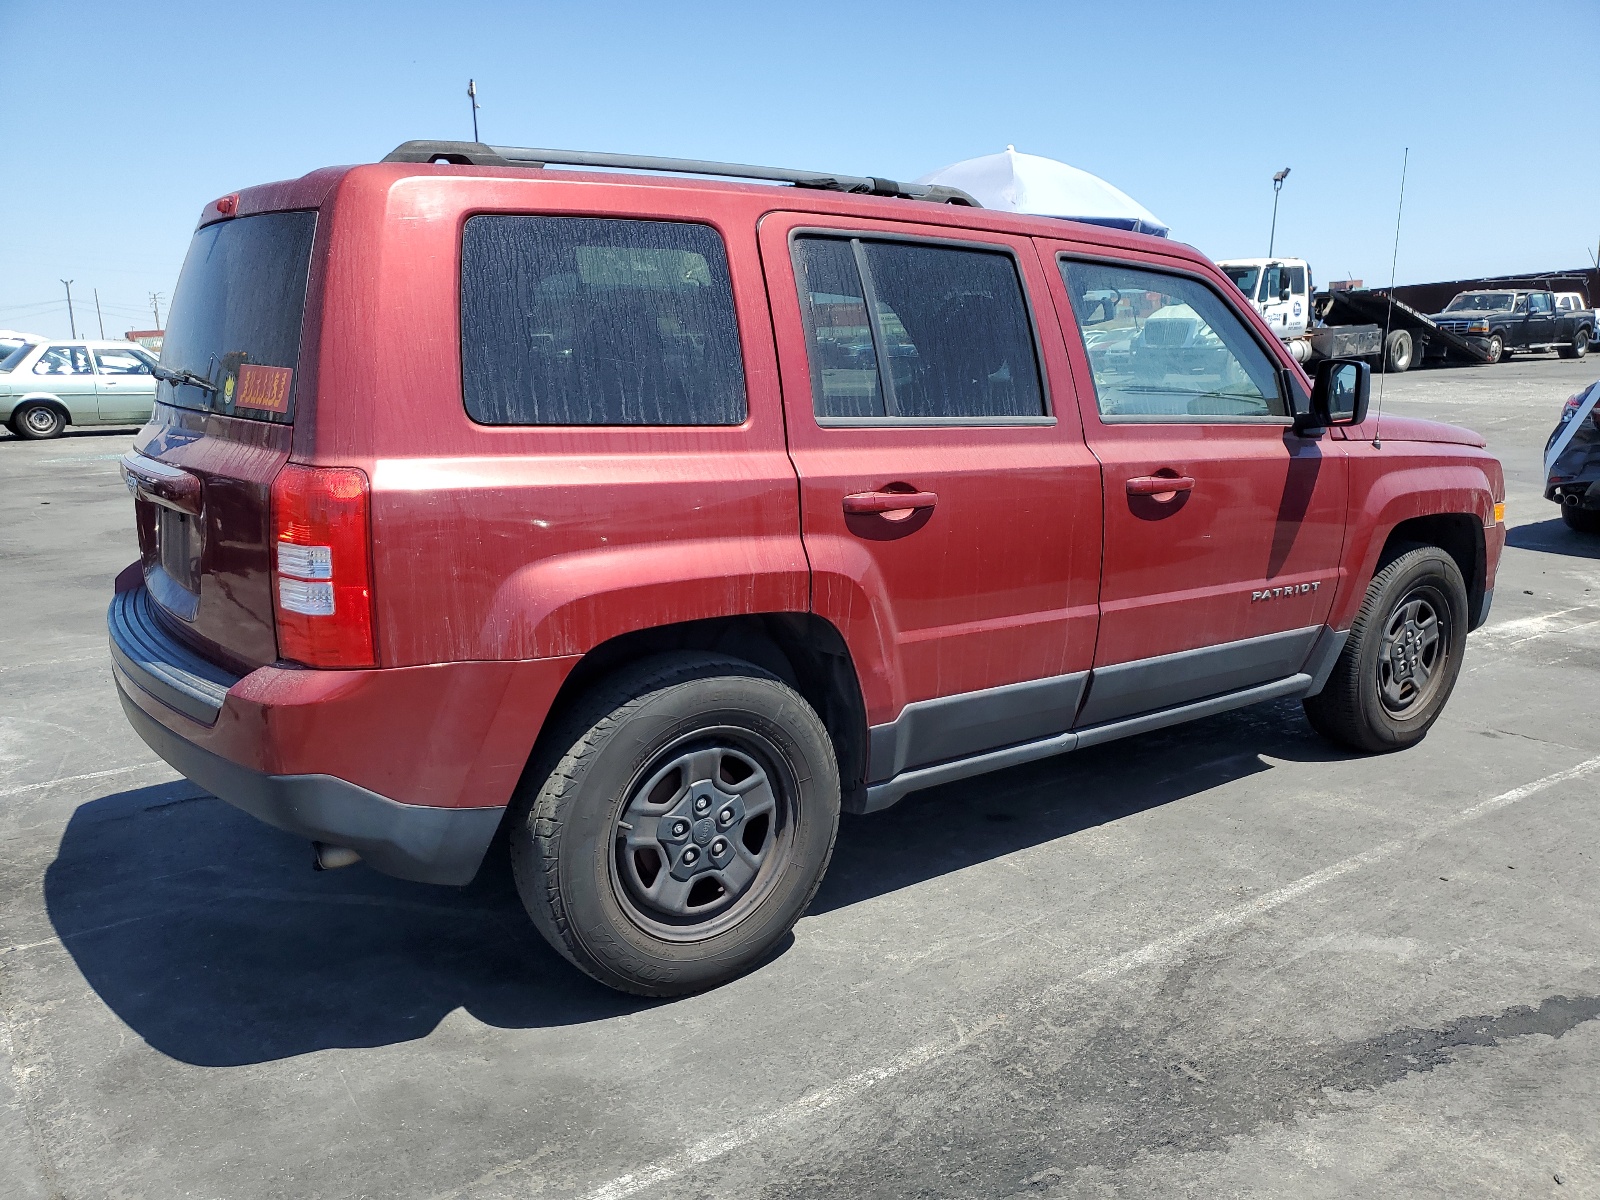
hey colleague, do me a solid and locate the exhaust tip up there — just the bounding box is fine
[312,842,362,871]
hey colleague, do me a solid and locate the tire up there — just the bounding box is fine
[1303,547,1469,753]
[510,652,841,996]
[1383,329,1413,373]
[1561,504,1600,534]
[1483,334,1504,365]
[1558,329,1590,360]
[12,404,65,440]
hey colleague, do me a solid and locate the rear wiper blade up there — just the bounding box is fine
[151,363,219,394]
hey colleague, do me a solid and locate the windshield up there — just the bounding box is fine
[1445,292,1515,312]
[1221,265,1261,298]
[0,340,35,372]
[159,211,317,421]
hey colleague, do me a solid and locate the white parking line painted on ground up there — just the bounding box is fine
[0,762,168,798]
[551,751,1600,1200]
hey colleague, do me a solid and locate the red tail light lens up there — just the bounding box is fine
[270,464,376,668]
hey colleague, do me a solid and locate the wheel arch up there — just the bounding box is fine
[1377,513,1486,629]
[10,392,78,424]
[528,613,870,813]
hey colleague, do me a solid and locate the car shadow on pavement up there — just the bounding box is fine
[1505,517,1600,560]
[45,701,1354,1067]
[814,697,1350,914]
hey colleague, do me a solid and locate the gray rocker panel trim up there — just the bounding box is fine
[116,679,503,886]
[1073,625,1322,727]
[108,587,240,726]
[857,673,1315,814]
[867,670,1089,783]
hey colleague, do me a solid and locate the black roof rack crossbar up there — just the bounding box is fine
[381,140,980,207]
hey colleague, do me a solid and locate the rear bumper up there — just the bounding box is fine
[109,576,578,885]
[117,682,502,884]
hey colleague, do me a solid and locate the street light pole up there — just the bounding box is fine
[1268,167,1291,257]
[60,280,77,338]
[94,288,106,338]
[467,79,480,142]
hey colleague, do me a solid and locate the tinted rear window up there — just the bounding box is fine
[793,235,1045,421]
[460,216,747,426]
[159,211,317,422]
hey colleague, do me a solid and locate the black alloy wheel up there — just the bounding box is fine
[1304,546,1469,753]
[510,652,840,996]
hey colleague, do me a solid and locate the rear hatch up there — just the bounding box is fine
[128,209,317,672]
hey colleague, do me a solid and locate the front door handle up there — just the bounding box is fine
[1125,475,1195,499]
[843,489,938,515]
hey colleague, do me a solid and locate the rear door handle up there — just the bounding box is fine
[120,451,202,515]
[1125,475,1195,497]
[842,490,938,515]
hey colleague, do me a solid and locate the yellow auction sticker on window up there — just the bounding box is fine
[234,364,293,413]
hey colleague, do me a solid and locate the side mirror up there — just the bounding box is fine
[1299,357,1370,432]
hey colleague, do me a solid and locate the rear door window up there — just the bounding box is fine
[34,345,93,375]
[1059,259,1287,421]
[792,234,1045,422]
[158,211,317,422]
[460,216,747,426]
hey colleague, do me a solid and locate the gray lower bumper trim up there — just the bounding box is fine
[108,586,240,725]
[117,682,504,885]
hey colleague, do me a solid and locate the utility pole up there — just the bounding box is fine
[93,288,106,339]
[468,78,480,143]
[1268,167,1291,257]
[61,280,77,338]
[149,292,163,330]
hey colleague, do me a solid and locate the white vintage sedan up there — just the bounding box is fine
[0,336,158,440]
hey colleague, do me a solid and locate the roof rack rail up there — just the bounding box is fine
[381,140,981,207]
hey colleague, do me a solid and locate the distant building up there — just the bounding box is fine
[125,329,164,353]
[1327,279,1364,293]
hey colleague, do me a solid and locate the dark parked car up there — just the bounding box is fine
[1432,289,1594,364]
[1545,380,1600,532]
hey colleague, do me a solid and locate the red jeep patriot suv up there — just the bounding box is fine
[110,140,1505,995]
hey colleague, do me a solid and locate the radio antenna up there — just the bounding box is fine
[1374,147,1408,449]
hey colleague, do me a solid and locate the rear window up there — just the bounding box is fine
[460,216,747,426]
[158,211,317,422]
[792,234,1045,422]
[0,340,34,372]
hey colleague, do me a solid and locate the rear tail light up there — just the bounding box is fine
[270,464,375,668]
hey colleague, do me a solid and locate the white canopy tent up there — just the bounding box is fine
[916,147,1169,238]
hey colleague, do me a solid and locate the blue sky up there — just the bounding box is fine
[3,0,1596,339]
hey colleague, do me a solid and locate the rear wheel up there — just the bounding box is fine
[1304,547,1469,753]
[1382,329,1413,373]
[510,652,841,996]
[1558,329,1591,360]
[11,404,65,440]
[1561,504,1600,534]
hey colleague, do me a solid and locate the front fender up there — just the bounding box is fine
[478,536,809,660]
[1330,451,1498,630]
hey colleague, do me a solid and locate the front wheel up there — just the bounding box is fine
[510,652,841,996]
[1304,547,1469,753]
[1483,334,1505,365]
